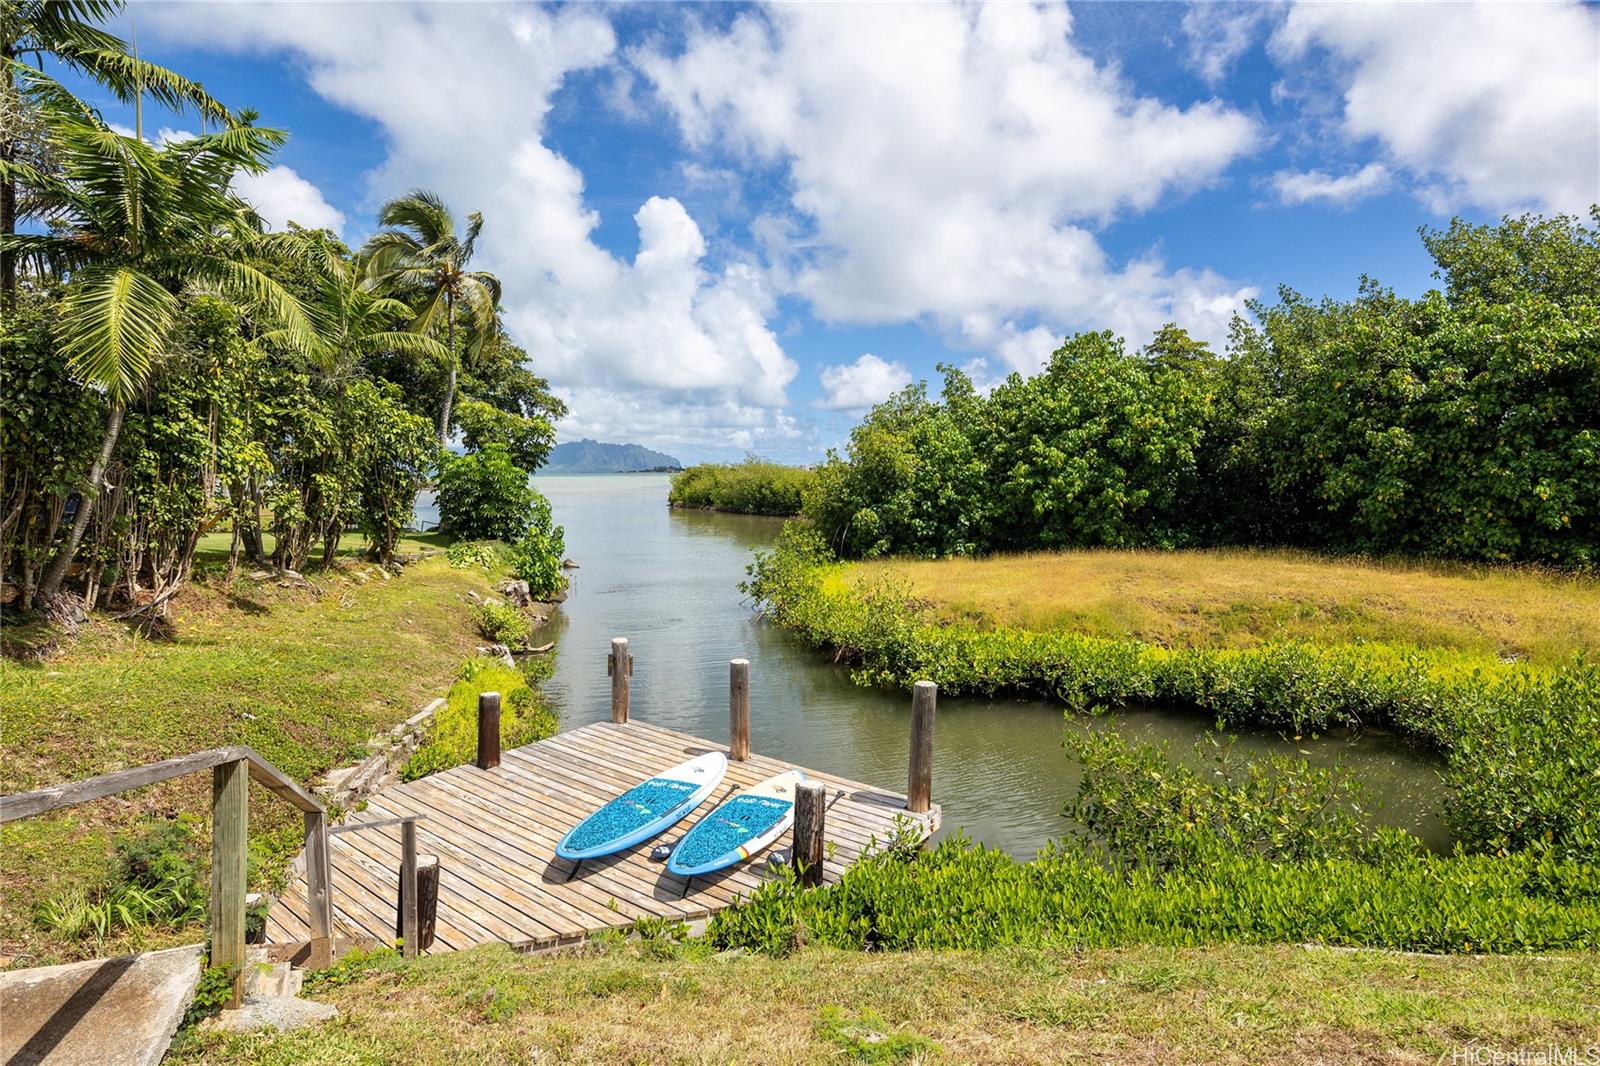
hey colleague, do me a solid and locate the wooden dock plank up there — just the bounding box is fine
[266,719,937,953]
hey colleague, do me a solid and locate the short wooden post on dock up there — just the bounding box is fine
[907,680,936,814]
[476,691,501,770]
[210,757,249,1007]
[729,658,750,760]
[397,851,439,954]
[399,818,420,958]
[609,637,632,723]
[303,809,333,969]
[793,779,825,887]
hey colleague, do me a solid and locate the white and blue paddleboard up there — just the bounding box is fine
[556,752,727,861]
[666,769,805,878]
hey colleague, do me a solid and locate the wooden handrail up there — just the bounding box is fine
[0,745,322,824]
[0,744,334,1006]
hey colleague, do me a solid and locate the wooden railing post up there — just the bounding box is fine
[793,779,825,887]
[399,819,419,958]
[907,680,936,814]
[303,809,333,970]
[210,757,249,1007]
[729,658,750,761]
[476,691,501,770]
[608,637,631,723]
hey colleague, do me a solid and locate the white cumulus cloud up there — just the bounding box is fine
[636,1,1262,355]
[232,165,346,235]
[1271,163,1391,207]
[816,354,913,410]
[1272,0,1600,214]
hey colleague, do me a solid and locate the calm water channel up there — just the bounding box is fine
[517,474,1449,857]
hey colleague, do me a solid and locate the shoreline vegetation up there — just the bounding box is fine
[668,458,815,516]
[737,528,1599,954]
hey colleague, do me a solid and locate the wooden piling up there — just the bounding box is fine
[476,691,501,770]
[417,856,440,953]
[793,779,825,887]
[302,809,333,969]
[210,758,249,1007]
[729,658,750,760]
[398,851,439,954]
[609,637,632,723]
[399,818,419,958]
[907,680,936,814]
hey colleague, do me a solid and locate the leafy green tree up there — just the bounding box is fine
[2,0,230,302]
[5,117,320,603]
[362,190,501,447]
[507,492,566,599]
[435,443,535,542]
[982,332,1208,549]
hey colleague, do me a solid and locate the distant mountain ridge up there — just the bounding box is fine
[544,439,682,474]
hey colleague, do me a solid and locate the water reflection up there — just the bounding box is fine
[535,473,1451,858]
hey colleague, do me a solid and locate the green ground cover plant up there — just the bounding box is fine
[402,658,558,781]
[669,458,816,516]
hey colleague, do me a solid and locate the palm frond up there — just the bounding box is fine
[56,265,178,403]
[358,331,452,362]
[182,254,326,360]
[376,189,454,246]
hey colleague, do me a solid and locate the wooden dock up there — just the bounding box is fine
[264,718,941,954]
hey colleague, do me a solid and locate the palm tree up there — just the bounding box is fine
[3,116,322,604]
[362,190,501,447]
[2,0,231,304]
[279,230,453,385]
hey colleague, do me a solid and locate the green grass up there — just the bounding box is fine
[190,529,451,567]
[0,555,499,963]
[845,547,1600,667]
[171,941,1600,1064]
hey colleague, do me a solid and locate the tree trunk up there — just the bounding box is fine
[34,401,125,605]
[438,296,456,449]
[2,43,18,309]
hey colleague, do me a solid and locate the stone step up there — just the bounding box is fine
[0,943,203,1066]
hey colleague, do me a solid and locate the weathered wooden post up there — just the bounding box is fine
[210,757,249,1007]
[416,855,439,952]
[397,850,439,954]
[476,691,501,770]
[399,819,419,958]
[729,658,750,760]
[907,680,936,814]
[302,809,333,969]
[609,637,632,723]
[793,779,826,887]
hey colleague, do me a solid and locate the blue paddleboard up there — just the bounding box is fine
[666,769,804,878]
[557,752,727,861]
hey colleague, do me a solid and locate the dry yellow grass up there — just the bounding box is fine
[847,548,1600,665]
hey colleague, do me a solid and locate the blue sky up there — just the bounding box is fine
[66,2,1599,463]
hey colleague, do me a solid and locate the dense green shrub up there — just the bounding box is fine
[436,443,537,542]
[37,816,209,942]
[709,833,1599,956]
[800,212,1600,566]
[468,600,532,646]
[446,540,509,572]
[669,459,815,516]
[507,493,567,598]
[403,658,558,780]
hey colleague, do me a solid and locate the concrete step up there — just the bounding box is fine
[0,943,203,1066]
[244,953,302,999]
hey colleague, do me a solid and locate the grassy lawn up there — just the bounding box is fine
[190,528,451,567]
[846,547,1600,666]
[0,555,497,963]
[175,941,1600,1064]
